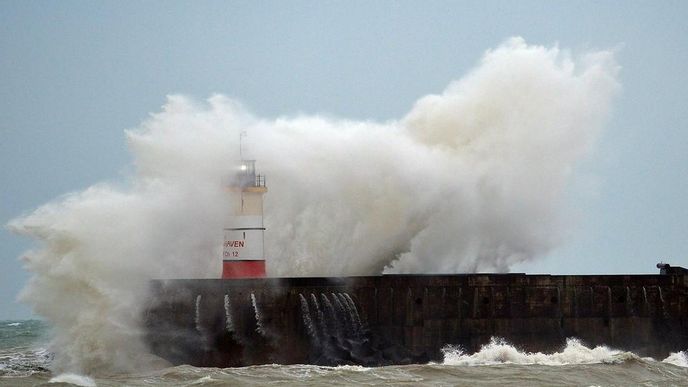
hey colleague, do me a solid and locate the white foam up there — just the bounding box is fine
[5,322,22,327]
[442,337,635,366]
[49,373,97,386]
[0,347,52,376]
[193,375,215,383]
[328,365,372,372]
[662,351,688,368]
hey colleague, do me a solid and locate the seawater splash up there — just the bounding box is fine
[441,338,637,366]
[251,293,265,336]
[663,351,688,368]
[8,37,620,374]
[48,373,97,387]
[223,294,234,333]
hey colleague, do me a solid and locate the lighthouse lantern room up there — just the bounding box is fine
[222,158,267,278]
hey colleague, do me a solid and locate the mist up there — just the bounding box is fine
[8,37,619,374]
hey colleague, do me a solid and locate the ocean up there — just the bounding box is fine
[1,320,687,386]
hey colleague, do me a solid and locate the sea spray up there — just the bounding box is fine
[48,373,97,387]
[441,337,636,366]
[8,37,619,374]
[663,351,688,368]
[253,38,619,276]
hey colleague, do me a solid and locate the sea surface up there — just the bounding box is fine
[2,320,688,386]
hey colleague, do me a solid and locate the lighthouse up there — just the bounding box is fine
[222,158,267,278]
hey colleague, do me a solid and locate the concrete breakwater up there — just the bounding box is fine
[144,272,688,367]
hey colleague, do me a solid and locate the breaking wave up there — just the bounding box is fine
[662,351,688,368]
[442,338,638,366]
[8,37,620,375]
[442,337,688,369]
[48,373,97,386]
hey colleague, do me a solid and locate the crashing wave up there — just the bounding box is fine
[49,372,97,386]
[662,351,688,368]
[441,338,638,366]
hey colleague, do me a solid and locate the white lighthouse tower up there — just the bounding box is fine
[222,141,267,278]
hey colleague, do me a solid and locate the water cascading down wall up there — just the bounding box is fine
[144,272,688,367]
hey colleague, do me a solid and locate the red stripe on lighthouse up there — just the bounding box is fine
[222,260,266,279]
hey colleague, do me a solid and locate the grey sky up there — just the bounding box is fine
[2,1,687,319]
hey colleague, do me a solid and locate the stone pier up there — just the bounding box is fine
[144,271,688,366]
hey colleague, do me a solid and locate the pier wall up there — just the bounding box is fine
[144,273,688,366]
